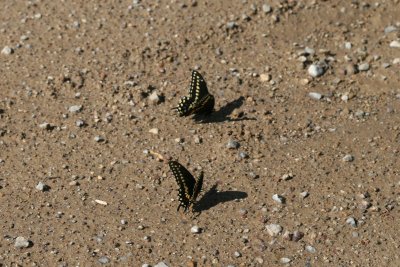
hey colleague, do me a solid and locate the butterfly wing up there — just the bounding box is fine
[174,70,214,116]
[190,171,203,204]
[168,161,196,212]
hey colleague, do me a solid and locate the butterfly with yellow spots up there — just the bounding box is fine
[173,70,215,117]
[168,161,203,212]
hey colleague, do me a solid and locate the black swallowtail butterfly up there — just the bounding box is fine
[168,161,204,212]
[173,70,215,116]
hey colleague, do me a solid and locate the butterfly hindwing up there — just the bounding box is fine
[168,161,203,212]
[174,70,215,117]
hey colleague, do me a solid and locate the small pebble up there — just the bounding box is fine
[280,257,291,264]
[389,40,400,48]
[358,63,370,71]
[384,25,397,34]
[94,136,105,142]
[346,217,357,227]
[259,73,271,82]
[239,152,249,159]
[342,154,354,162]
[193,135,202,144]
[300,191,309,198]
[305,245,316,253]
[155,262,169,267]
[142,265,151,267]
[149,128,159,134]
[14,236,30,248]
[262,4,272,13]
[345,64,358,75]
[382,62,391,68]
[76,119,85,127]
[35,181,49,191]
[272,194,285,204]
[98,256,110,264]
[226,140,240,149]
[344,42,352,49]
[1,46,13,55]
[309,92,322,100]
[148,91,162,104]
[308,64,325,77]
[95,199,108,206]
[226,21,238,29]
[39,122,52,130]
[120,220,127,225]
[234,251,241,257]
[292,231,304,241]
[266,224,282,237]
[191,225,201,234]
[68,105,82,113]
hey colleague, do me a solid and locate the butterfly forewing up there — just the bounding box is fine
[174,70,215,117]
[169,161,197,211]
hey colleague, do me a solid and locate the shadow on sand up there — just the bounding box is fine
[194,183,248,212]
[193,96,255,123]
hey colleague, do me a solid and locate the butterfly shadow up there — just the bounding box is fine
[193,96,256,123]
[194,183,248,212]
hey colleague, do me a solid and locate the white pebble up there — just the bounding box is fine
[262,4,272,13]
[308,64,325,77]
[309,92,322,100]
[342,154,354,162]
[1,46,13,55]
[389,40,400,48]
[155,262,169,267]
[191,225,201,234]
[149,128,159,134]
[14,236,30,248]
[280,257,291,264]
[272,194,285,204]
[95,199,108,206]
[35,181,48,191]
[344,42,352,49]
[300,191,309,198]
[68,105,82,113]
[346,217,357,227]
[266,224,282,236]
[305,245,316,253]
[358,63,370,71]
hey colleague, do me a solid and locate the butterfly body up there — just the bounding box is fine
[168,161,204,212]
[174,70,215,117]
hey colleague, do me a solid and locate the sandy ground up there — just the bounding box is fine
[1,0,400,266]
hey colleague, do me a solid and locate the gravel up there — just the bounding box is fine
[342,154,354,162]
[1,46,13,55]
[272,194,285,204]
[262,4,272,13]
[98,256,110,264]
[306,245,316,253]
[226,140,240,149]
[346,217,357,227]
[190,225,201,234]
[309,92,322,100]
[94,136,105,142]
[358,63,370,71]
[35,181,49,191]
[266,224,283,236]
[389,40,400,48]
[14,236,30,248]
[308,64,325,77]
[68,105,82,113]
[155,262,169,267]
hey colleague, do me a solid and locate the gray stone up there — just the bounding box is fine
[262,4,272,13]
[272,194,285,204]
[68,105,82,113]
[191,225,201,234]
[342,154,354,162]
[98,256,110,264]
[358,63,370,71]
[346,217,357,227]
[226,140,240,149]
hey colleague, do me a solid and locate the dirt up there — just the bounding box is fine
[1,0,400,266]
